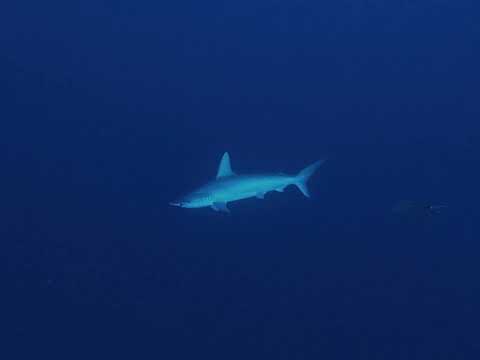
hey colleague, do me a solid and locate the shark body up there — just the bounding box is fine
[170,152,325,213]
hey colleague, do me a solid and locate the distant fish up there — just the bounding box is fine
[392,200,448,222]
[170,152,326,213]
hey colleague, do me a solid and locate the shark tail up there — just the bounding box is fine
[294,160,326,198]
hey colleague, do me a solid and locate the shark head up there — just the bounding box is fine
[170,153,234,210]
[169,191,213,209]
[168,200,187,208]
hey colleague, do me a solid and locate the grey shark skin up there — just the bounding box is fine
[170,152,325,213]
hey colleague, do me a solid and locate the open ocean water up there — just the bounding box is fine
[2,1,480,359]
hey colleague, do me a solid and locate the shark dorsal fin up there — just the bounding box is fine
[216,152,235,178]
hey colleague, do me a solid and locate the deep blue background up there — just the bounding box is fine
[2,1,480,358]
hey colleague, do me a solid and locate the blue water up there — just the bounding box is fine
[2,1,480,358]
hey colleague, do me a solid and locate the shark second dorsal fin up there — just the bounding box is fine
[216,152,235,178]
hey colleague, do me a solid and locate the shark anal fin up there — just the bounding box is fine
[212,202,230,213]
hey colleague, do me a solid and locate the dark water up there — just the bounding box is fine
[2,1,480,359]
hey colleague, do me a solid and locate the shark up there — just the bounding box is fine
[169,152,325,213]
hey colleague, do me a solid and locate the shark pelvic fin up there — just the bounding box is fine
[256,192,266,199]
[216,152,235,178]
[212,202,230,213]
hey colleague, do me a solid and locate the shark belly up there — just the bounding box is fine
[211,175,291,204]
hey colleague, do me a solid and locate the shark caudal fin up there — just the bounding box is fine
[294,160,326,198]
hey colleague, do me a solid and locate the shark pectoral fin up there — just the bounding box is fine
[256,192,266,199]
[212,202,230,213]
